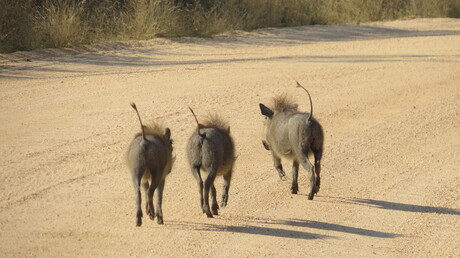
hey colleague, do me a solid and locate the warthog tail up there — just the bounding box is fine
[188,107,206,139]
[130,102,146,141]
[295,81,313,121]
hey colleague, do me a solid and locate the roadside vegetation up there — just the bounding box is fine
[1,0,459,53]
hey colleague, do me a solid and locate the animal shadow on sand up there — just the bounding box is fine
[247,217,401,238]
[169,214,401,239]
[346,198,460,215]
[169,220,329,240]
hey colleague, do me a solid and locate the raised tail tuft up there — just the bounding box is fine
[188,107,206,139]
[295,81,313,121]
[131,102,146,141]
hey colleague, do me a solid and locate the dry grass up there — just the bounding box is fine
[1,0,458,53]
[0,0,35,52]
[120,0,185,39]
[33,0,89,48]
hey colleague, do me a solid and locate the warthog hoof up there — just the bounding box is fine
[278,171,287,181]
[291,184,298,194]
[221,195,228,208]
[203,204,213,218]
[146,205,155,220]
[212,204,219,215]
[308,193,314,200]
[156,215,164,225]
[313,184,320,195]
[136,210,143,227]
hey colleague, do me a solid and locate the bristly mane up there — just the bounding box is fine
[134,121,165,138]
[127,121,168,164]
[272,94,298,113]
[202,113,229,132]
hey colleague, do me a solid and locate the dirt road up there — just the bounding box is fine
[1,18,459,257]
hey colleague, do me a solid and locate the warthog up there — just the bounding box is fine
[186,107,235,218]
[259,82,324,200]
[127,103,175,226]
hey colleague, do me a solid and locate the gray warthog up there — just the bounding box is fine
[186,107,235,218]
[259,82,324,200]
[126,102,175,226]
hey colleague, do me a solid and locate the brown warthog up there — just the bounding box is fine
[259,82,324,200]
[186,107,235,218]
[126,102,175,226]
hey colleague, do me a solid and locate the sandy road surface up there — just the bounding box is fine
[0,18,459,257]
